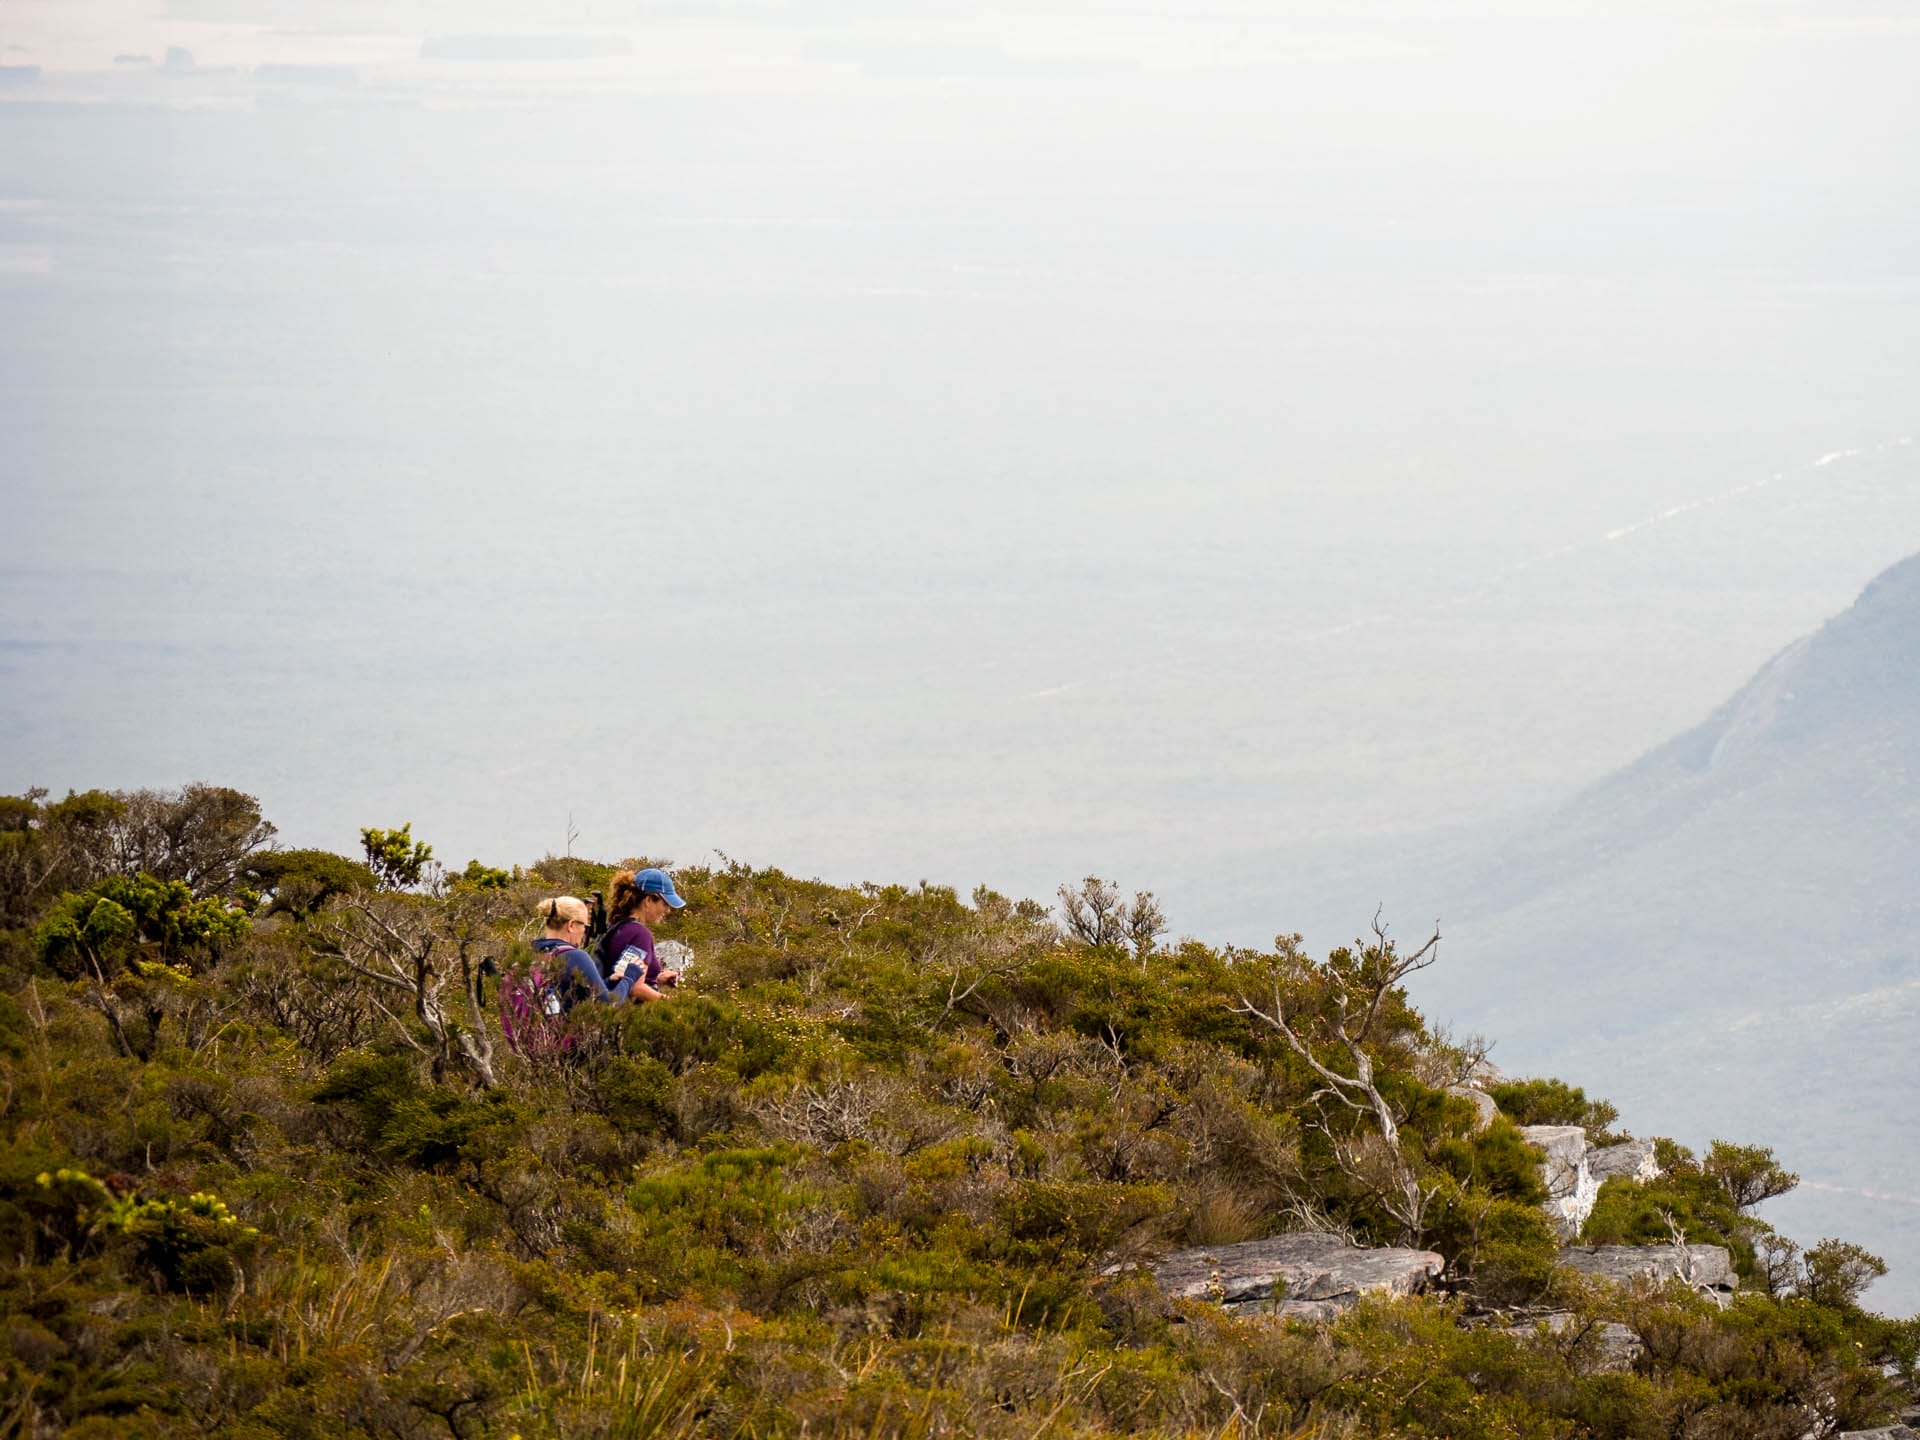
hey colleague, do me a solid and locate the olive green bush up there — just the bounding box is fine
[1486,1076,1621,1145]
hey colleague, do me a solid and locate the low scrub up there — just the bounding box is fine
[0,788,1912,1437]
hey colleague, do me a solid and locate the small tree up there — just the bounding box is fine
[32,873,247,1058]
[1058,875,1166,965]
[1798,1239,1887,1310]
[1703,1141,1799,1212]
[1754,1230,1802,1298]
[0,788,127,927]
[1232,911,1441,1244]
[317,878,513,1087]
[35,873,247,978]
[243,848,379,915]
[108,784,277,896]
[927,885,1055,1032]
[3,785,276,923]
[361,823,434,891]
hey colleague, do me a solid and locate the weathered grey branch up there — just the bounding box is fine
[319,893,498,1086]
[1232,920,1444,1243]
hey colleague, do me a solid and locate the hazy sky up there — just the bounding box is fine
[3,0,1918,938]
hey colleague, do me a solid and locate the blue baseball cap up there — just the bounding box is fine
[636,867,684,908]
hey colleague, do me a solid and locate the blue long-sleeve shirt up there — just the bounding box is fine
[531,937,635,1006]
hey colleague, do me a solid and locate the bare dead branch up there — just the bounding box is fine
[1232,921,1444,1243]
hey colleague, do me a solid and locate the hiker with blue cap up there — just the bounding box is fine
[600,866,686,999]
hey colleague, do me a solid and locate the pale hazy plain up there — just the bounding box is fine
[4,0,1919,1302]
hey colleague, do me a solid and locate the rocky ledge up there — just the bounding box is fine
[1587,1137,1660,1184]
[1521,1125,1601,1239]
[1517,1125,1664,1239]
[1556,1242,1737,1303]
[1498,1312,1643,1372]
[1151,1232,1446,1322]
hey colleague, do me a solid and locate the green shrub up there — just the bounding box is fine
[628,1147,812,1244]
[621,994,802,1082]
[992,1179,1173,1266]
[311,1052,521,1168]
[1328,1298,1571,1439]
[1430,1117,1552,1204]
[1582,1162,1763,1279]
[104,1187,260,1294]
[454,858,510,891]
[241,848,377,915]
[1488,1075,1622,1143]
[4,1159,116,1263]
[1424,1185,1561,1307]
[34,873,247,977]
[595,1054,680,1139]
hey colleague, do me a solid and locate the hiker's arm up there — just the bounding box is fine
[565,947,630,1004]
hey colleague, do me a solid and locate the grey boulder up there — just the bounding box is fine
[1556,1243,1737,1301]
[1588,1138,1661,1184]
[1447,1084,1500,1133]
[1151,1232,1445,1321]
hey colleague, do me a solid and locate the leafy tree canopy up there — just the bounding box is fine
[34,871,247,977]
[359,821,433,890]
[243,847,379,915]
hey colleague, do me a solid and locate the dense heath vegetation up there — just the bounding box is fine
[2,784,1915,1439]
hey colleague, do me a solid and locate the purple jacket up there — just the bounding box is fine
[601,918,661,986]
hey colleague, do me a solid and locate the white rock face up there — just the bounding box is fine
[1150,1232,1446,1322]
[1521,1125,1601,1239]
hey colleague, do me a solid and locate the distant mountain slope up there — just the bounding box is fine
[1431,549,1920,1016]
[1406,551,1920,1312]
[1449,550,1920,934]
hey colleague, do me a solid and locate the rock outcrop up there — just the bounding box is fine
[1521,1125,1601,1239]
[1151,1233,1445,1322]
[1518,1127,1663,1238]
[1498,1312,1642,1372]
[1447,1083,1500,1132]
[1588,1138,1661,1185]
[1556,1243,1737,1303]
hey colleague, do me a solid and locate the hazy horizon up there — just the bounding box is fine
[7,0,1918,916]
